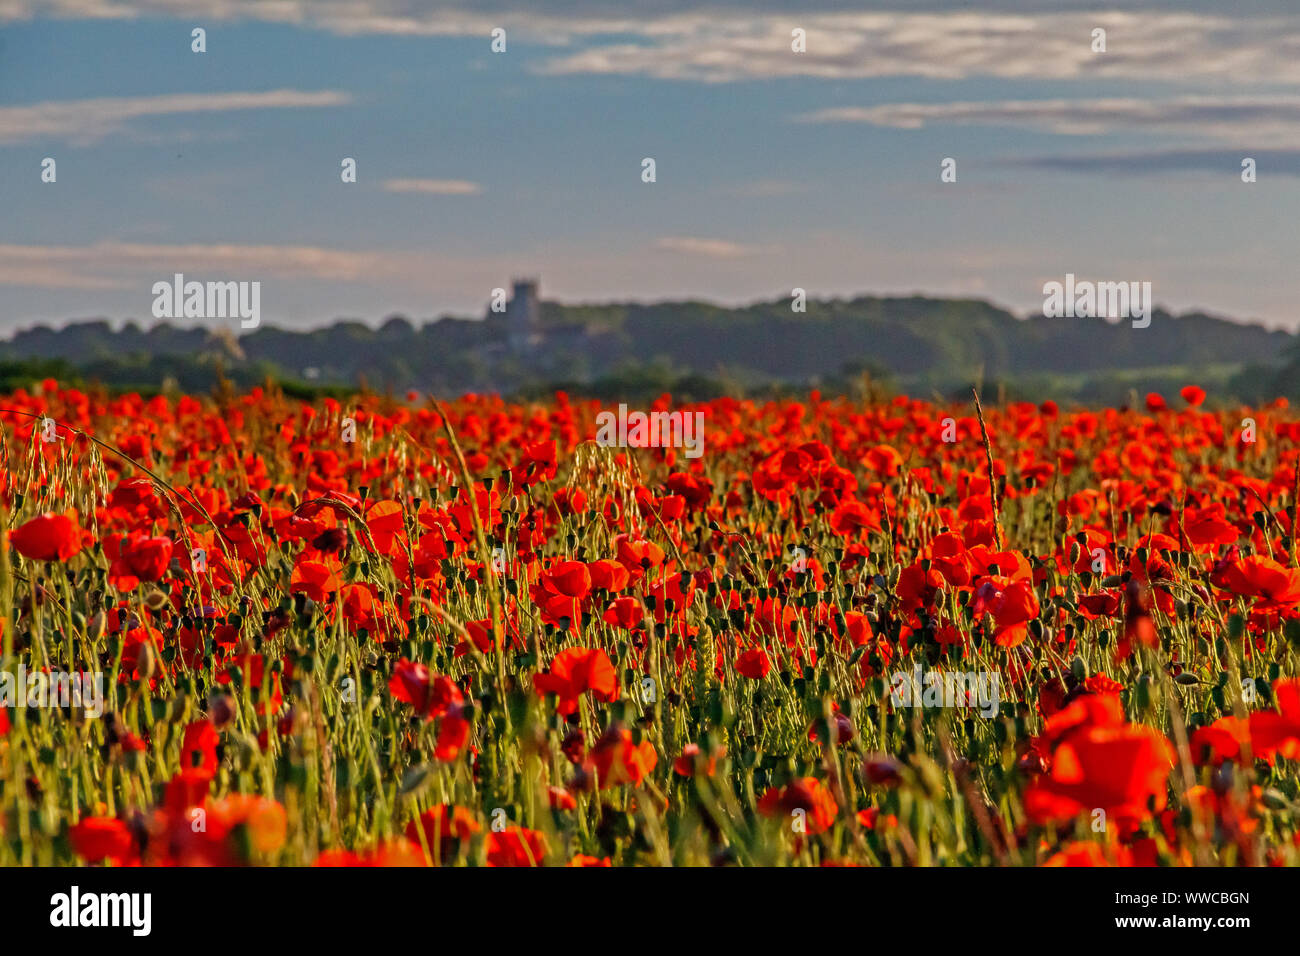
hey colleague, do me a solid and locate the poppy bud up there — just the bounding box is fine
[209,693,236,728]
[135,642,157,681]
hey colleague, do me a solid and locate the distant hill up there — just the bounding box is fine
[2,295,1296,404]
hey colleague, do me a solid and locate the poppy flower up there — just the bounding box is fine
[602,595,644,630]
[10,511,83,562]
[1215,555,1300,610]
[546,560,592,599]
[69,817,136,865]
[405,805,480,861]
[614,536,665,582]
[673,742,724,777]
[757,777,839,834]
[1248,679,1300,761]
[588,724,658,788]
[534,647,617,715]
[840,611,873,648]
[290,557,343,603]
[736,647,771,679]
[970,576,1040,647]
[1043,842,1132,867]
[855,807,897,831]
[587,559,630,592]
[547,786,577,810]
[207,794,288,855]
[486,827,547,867]
[106,533,174,589]
[181,720,219,773]
[1191,716,1251,765]
[1025,699,1174,828]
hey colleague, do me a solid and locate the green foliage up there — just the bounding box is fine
[2,296,1295,403]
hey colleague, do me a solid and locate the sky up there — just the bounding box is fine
[3,0,1300,332]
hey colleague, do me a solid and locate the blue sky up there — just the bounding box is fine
[3,1,1300,330]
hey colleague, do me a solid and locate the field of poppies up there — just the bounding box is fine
[1,380,1299,867]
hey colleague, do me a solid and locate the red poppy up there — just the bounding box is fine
[758,777,839,834]
[534,647,617,715]
[587,559,630,592]
[1248,679,1300,761]
[673,742,724,777]
[486,827,547,867]
[1215,555,1300,610]
[10,511,83,562]
[181,720,219,773]
[405,805,480,861]
[588,724,658,787]
[736,647,772,679]
[1025,697,1174,827]
[69,817,136,865]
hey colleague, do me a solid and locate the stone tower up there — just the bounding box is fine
[506,278,540,353]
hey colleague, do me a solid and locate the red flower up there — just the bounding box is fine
[434,710,471,762]
[106,533,174,589]
[10,511,83,562]
[534,647,617,715]
[181,720,219,773]
[602,595,644,630]
[486,827,547,867]
[1180,385,1206,407]
[389,660,465,737]
[1025,697,1174,827]
[291,557,343,603]
[674,742,724,777]
[405,805,480,861]
[1216,555,1300,610]
[547,560,592,599]
[758,777,839,834]
[587,559,630,592]
[588,724,658,788]
[1191,716,1251,765]
[614,536,665,583]
[1248,679,1300,761]
[389,659,432,712]
[970,576,1039,647]
[736,647,771,679]
[69,817,137,865]
[547,786,577,810]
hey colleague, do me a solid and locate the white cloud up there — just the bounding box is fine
[0,240,411,288]
[535,12,1300,85]
[6,5,1300,85]
[726,179,810,198]
[654,237,759,258]
[382,178,482,195]
[0,90,350,145]
[799,95,1300,146]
